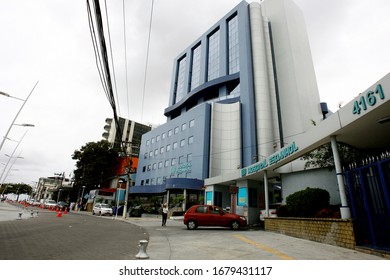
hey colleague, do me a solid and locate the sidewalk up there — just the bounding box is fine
[0,201,38,222]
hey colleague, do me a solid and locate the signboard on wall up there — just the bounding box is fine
[237,188,247,206]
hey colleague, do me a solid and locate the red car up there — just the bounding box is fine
[184,205,247,230]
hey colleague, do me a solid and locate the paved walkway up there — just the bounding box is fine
[0,201,387,260]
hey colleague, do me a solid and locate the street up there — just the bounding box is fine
[0,202,386,260]
[0,206,148,260]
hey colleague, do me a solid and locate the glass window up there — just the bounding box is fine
[179,156,185,164]
[145,179,149,185]
[158,161,163,169]
[165,159,170,167]
[181,123,187,131]
[188,136,194,145]
[207,29,220,81]
[190,44,202,91]
[174,56,187,104]
[153,163,157,170]
[160,147,164,154]
[187,153,192,162]
[228,15,240,74]
[151,178,155,185]
[162,132,166,139]
[154,149,158,156]
[157,177,162,184]
[189,119,195,128]
[166,144,171,152]
[141,180,144,186]
[171,158,176,166]
[173,142,178,150]
[149,151,153,157]
[174,126,179,134]
[146,140,150,146]
[147,164,151,171]
[180,139,185,147]
[144,152,148,159]
[142,166,146,172]
[168,130,172,137]
[156,135,160,142]
[151,137,155,144]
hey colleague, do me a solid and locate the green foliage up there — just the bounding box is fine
[284,187,330,217]
[301,143,367,170]
[0,183,32,195]
[71,140,119,196]
[172,195,184,206]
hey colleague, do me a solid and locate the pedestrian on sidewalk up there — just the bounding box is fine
[162,203,168,226]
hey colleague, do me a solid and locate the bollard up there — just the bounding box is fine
[18,212,23,220]
[36,211,39,217]
[30,210,34,218]
[135,240,149,259]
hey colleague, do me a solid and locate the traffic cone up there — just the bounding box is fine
[64,207,68,214]
[57,211,62,218]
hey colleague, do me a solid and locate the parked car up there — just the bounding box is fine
[92,203,113,216]
[259,204,281,221]
[44,200,57,209]
[183,205,247,230]
[57,201,69,209]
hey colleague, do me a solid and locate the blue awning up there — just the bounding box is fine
[129,184,166,194]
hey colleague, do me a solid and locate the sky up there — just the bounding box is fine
[0,0,389,188]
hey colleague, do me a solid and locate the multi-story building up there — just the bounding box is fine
[102,117,152,157]
[132,0,324,213]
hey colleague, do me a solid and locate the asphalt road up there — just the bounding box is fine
[0,208,148,260]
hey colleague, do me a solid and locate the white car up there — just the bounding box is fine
[92,203,113,216]
[44,200,57,209]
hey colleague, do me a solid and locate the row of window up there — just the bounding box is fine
[140,172,191,186]
[142,154,192,173]
[144,136,194,159]
[145,119,195,146]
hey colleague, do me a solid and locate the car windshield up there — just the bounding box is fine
[100,204,110,208]
[47,200,56,204]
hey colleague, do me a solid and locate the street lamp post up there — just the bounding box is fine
[0,81,39,152]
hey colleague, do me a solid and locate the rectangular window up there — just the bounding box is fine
[180,139,185,147]
[154,149,158,156]
[171,158,176,166]
[174,55,187,104]
[187,153,192,162]
[149,151,153,157]
[188,136,194,145]
[179,156,185,164]
[165,159,170,167]
[146,140,150,146]
[189,119,195,128]
[158,161,163,169]
[147,164,151,171]
[151,137,155,144]
[174,126,179,134]
[173,142,178,150]
[168,130,172,137]
[207,29,220,81]
[156,135,160,142]
[181,123,187,131]
[160,147,164,154]
[190,44,202,91]
[166,144,171,152]
[162,132,166,139]
[228,15,240,74]
[153,163,157,170]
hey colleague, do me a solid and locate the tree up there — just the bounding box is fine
[301,142,367,170]
[71,140,119,198]
[0,183,32,196]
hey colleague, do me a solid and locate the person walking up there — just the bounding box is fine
[162,203,168,226]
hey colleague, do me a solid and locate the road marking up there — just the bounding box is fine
[233,234,295,260]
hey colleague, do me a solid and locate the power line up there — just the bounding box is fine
[141,0,155,122]
[122,0,130,119]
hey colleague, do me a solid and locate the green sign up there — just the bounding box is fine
[241,142,299,177]
[170,162,192,176]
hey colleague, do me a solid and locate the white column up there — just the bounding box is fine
[330,136,351,219]
[263,170,269,217]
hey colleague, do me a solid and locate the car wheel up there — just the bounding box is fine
[186,220,198,230]
[92,211,95,215]
[99,211,102,216]
[230,220,240,230]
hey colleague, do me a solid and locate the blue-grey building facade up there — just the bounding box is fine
[132,0,324,216]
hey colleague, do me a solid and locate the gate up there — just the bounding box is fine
[345,157,390,252]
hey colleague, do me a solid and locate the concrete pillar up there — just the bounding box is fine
[330,136,351,219]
